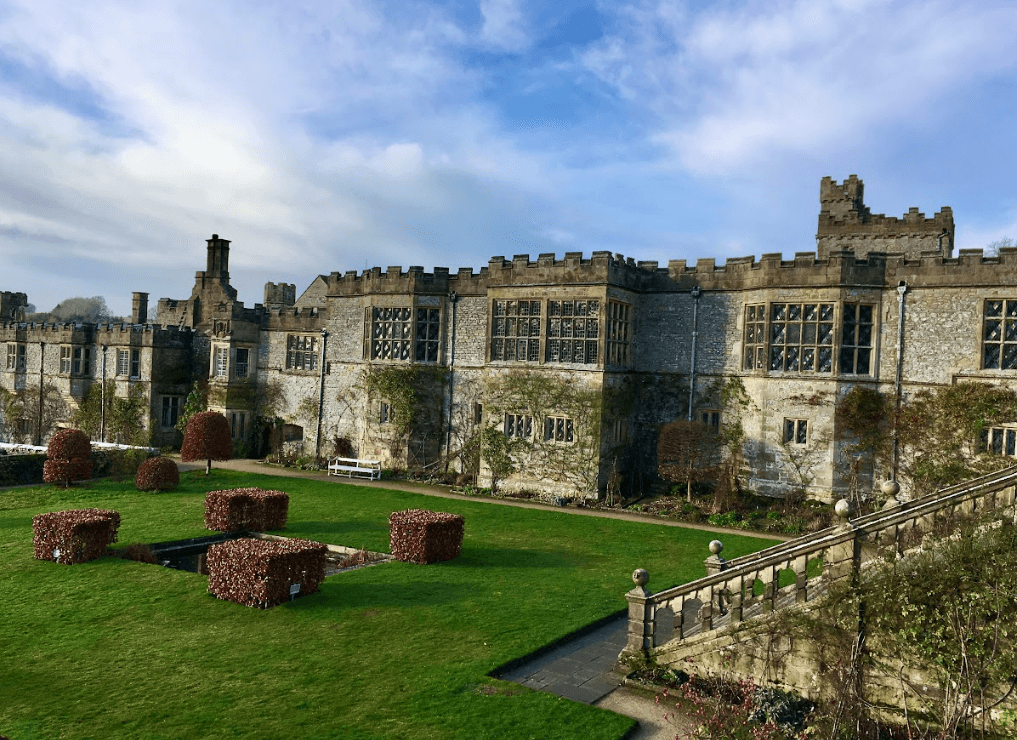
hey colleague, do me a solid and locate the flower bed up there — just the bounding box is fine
[32,508,121,564]
[206,537,328,608]
[389,509,464,564]
[204,488,289,532]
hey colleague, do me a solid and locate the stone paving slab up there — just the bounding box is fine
[497,614,628,704]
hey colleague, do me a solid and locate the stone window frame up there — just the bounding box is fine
[59,346,72,374]
[365,304,443,364]
[743,304,767,370]
[782,418,809,446]
[230,411,247,440]
[983,425,1017,457]
[768,302,835,374]
[161,396,181,429]
[379,402,394,425]
[116,349,130,377]
[6,343,26,371]
[547,299,599,364]
[743,301,877,377]
[982,299,1017,370]
[212,346,229,379]
[605,300,632,366]
[73,347,91,376]
[543,415,575,444]
[609,418,628,445]
[131,349,140,379]
[699,409,721,432]
[60,345,92,376]
[503,413,532,439]
[839,303,875,375]
[490,299,542,363]
[234,348,249,379]
[286,334,319,372]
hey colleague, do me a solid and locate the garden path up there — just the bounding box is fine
[174,456,788,541]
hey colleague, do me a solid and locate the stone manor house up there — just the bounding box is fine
[2,175,1012,501]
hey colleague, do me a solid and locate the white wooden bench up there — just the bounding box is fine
[327,457,382,480]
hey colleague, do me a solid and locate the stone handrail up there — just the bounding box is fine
[622,466,1017,658]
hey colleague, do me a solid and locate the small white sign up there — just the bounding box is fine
[53,548,61,562]
[289,583,301,596]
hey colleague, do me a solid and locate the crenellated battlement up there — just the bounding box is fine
[324,250,672,297]
[817,175,954,260]
[0,320,194,346]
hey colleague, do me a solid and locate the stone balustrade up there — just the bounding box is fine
[622,465,1017,661]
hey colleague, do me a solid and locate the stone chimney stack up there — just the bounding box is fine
[206,233,231,278]
[132,292,149,324]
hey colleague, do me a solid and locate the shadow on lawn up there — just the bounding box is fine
[453,547,585,569]
[315,579,471,609]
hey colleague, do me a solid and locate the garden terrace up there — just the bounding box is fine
[1,467,774,740]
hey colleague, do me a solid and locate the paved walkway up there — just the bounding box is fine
[496,614,629,704]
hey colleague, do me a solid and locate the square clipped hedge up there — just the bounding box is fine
[389,509,464,564]
[204,488,289,532]
[207,538,328,609]
[32,509,121,564]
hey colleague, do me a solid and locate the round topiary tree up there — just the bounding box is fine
[43,429,93,488]
[180,411,232,475]
[135,456,180,491]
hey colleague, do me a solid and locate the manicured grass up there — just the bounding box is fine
[1,471,775,740]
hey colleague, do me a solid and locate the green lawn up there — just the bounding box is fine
[1,470,774,740]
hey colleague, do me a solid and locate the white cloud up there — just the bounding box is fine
[478,0,530,52]
[583,0,1017,175]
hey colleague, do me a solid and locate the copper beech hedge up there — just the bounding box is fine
[388,509,464,564]
[43,429,93,487]
[207,538,328,608]
[204,488,289,532]
[135,456,180,491]
[32,509,121,564]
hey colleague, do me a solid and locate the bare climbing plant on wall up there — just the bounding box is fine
[361,365,447,466]
[896,382,1017,495]
[482,370,603,496]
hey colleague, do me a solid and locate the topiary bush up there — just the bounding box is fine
[32,508,120,564]
[204,488,289,532]
[389,509,464,564]
[180,411,232,474]
[43,429,93,487]
[207,538,327,608]
[135,456,180,491]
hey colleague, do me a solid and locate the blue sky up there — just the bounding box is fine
[1,0,1016,316]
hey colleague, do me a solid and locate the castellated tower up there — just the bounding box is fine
[0,291,28,322]
[816,175,954,260]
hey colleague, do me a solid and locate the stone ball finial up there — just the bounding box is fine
[632,568,649,588]
[881,479,900,498]
[834,498,853,520]
[709,540,724,556]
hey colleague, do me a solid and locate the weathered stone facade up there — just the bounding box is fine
[2,177,1013,500]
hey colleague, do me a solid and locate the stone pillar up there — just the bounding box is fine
[704,539,727,575]
[620,569,654,663]
[826,499,861,585]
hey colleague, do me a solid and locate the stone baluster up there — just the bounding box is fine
[728,571,744,624]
